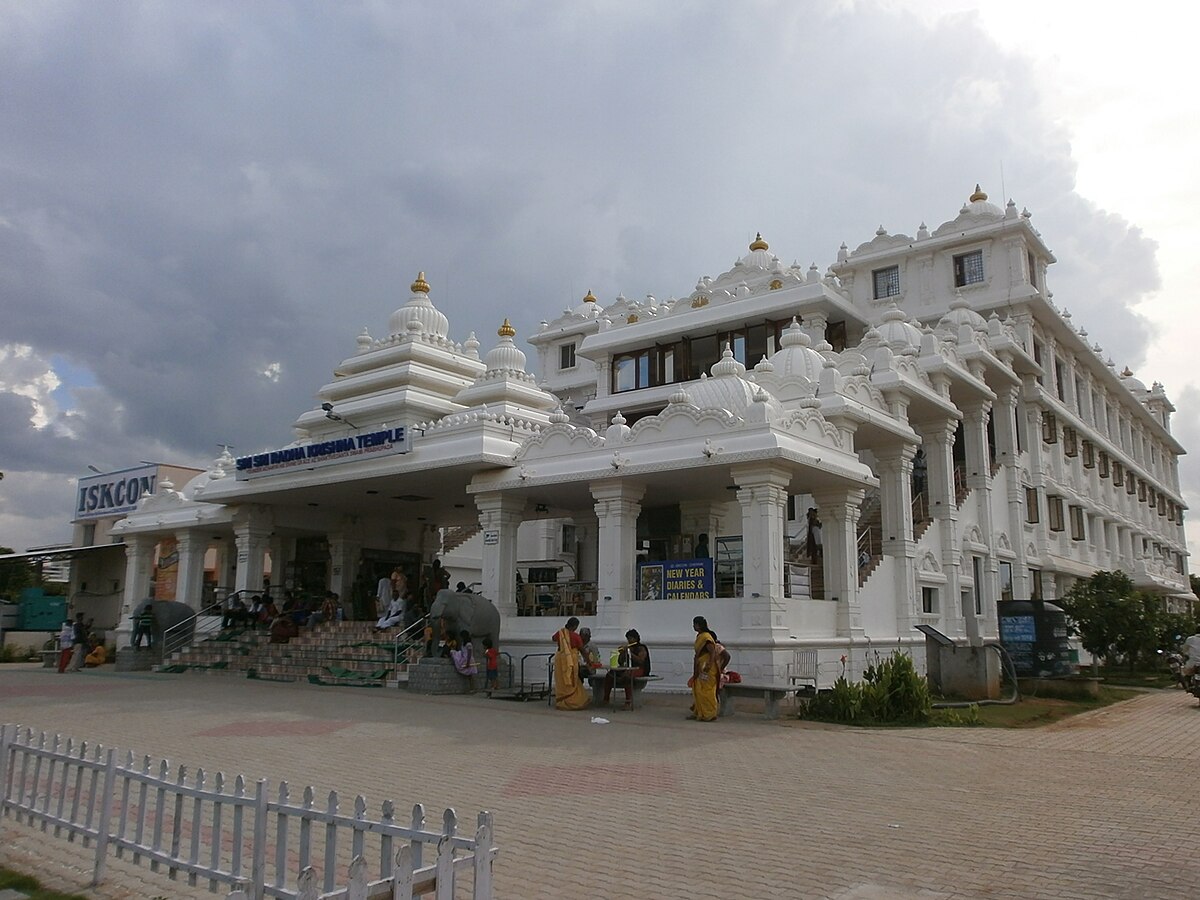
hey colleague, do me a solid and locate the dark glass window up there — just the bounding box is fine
[559,343,576,370]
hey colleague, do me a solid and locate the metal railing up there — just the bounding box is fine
[0,724,496,899]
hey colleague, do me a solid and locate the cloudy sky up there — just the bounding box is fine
[2,0,1198,556]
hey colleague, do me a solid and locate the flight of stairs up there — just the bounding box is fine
[157,621,424,687]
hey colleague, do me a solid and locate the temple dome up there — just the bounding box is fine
[738,232,777,270]
[938,293,988,335]
[933,185,1006,236]
[767,319,825,381]
[483,319,527,371]
[1120,367,1148,393]
[571,289,604,318]
[876,303,922,351]
[688,345,783,418]
[388,272,450,338]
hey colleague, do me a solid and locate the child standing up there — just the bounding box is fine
[482,637,499,696]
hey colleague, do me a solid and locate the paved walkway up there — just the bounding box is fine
[2,664,1199,899]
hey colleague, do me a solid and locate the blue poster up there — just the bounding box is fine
[637,558,714,600]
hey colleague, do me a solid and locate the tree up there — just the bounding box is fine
[1058,571,1163,673]
[0,546,35,601]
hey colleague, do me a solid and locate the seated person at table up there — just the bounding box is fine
[578,627,602,679]
[603,629,651,710]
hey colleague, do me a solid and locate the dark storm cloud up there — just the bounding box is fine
[0,1,1165,547]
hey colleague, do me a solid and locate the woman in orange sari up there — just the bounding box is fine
[552,617,590,710]
[689,616,720,721]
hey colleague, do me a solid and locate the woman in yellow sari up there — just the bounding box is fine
[552,617,590,710]
[690,616,720,721]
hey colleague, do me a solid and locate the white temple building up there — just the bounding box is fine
[109,186,1192,686]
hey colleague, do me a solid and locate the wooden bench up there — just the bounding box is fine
[718,683,795,720]
[586,672,663,709]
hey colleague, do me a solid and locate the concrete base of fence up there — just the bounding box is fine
[114,647,159,672]
[407,657,476,694]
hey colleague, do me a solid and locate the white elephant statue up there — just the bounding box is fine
[427,589,501,648]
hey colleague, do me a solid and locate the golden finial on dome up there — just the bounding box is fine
[498,318,516,338]
[969,184,988,202]
[411,271,430,294]
[749,232,769,252]
[1121,366,1134,377]
[583,290,597,303]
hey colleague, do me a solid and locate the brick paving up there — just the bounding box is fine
[1,664,1199,899]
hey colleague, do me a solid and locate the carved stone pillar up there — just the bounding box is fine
[591,481,645,640]
[115,534,158,650]
[678,500,725,557]
[232,508,272,596]
[174,530,209,613]
[915,419,964,638]
[732,463,791,636]
[327,533,363,616]
[961,402,995,643]
[812,488,867,638]
[875,445,918,633]
[475,491,525,619]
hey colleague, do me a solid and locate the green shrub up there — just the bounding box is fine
[805,651,932,725]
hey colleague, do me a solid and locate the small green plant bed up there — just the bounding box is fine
[0,865,90,899]
[801,652,932,726]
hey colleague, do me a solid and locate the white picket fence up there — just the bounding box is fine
[0,724,496,899]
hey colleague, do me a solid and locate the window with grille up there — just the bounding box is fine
[559,342,577,370]
[1098,452,1110,478]
[953,250,985,287]
[1082,440,1094,468]
[1025,487,1039,523]
[1113,462,1124,486]
[872,265,900,299]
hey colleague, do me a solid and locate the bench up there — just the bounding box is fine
[718,683,796,720]
[586,672,663,710]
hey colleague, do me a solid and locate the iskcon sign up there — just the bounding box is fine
[234,427,410,480]
[75,464,158,520]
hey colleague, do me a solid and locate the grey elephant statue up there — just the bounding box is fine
[427,589,501,649]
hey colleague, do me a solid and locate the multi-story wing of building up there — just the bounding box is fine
[105,186,1190,684]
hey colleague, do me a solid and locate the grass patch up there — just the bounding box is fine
[0,865,90,899]
[934,686,1134,729]
[1096,669,1176,689]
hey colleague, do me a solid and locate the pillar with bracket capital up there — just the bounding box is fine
[327,533,363,616]
[960,401,995,643]
[233,525,271,597]
[475,491,525,618]
[591,481,645,638]
[174,530,209,613]
[914,418,965,637]
[802,311,829,348]
[731,463,791,635]
[678,500,725,556]
[115,534,158,651]
[812,487,867,638]
[874,444,919,633]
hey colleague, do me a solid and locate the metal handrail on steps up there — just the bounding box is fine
[391,616,429,669]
